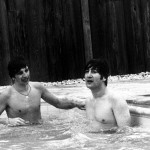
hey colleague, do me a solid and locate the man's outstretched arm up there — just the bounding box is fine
[40,84,85,110]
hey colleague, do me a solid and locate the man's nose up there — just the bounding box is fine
[87,70,92,77]
[23,72,28,77]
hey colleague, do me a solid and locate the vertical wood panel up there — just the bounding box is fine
[141,0,150,71]
[68,0,85,78]
[43,0,85,81]
[123,0,146,73]
[123,0,135,73]
[7,0,27,57]
[43,0,59,81]
[89,0,128,75]
[81,0,93,63]
[114,1,128,74]
[25,0,49,81]
[88,0,107,58]
[0,0,10,85]
[106,0,128,75]
[130,0,145,72]
[105,1,120,75]
[57,0,85,79]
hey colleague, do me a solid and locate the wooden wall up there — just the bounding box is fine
[88,0,150,75]
[0,0,150,85]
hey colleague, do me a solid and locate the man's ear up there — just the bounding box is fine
[12,77,15,81]
[103,77,106,81]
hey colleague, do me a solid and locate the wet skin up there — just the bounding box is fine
[5,83,42,124]
[0,67,85,126]
[0,67,43,125]
[85,68,131,130]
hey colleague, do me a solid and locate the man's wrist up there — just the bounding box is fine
[72,99,79,108]
[73,98,85,110]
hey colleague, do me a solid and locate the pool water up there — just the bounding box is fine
[1,105,150,150]
[1,80,150,150]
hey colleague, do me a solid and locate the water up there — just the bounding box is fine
[1,80,150,149]
[1,106,150,150]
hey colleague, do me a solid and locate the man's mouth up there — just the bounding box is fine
[86,80,93,84]
[21,77,29,82]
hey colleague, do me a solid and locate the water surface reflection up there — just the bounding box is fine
[0,106,150,150]
[1,81,150,150]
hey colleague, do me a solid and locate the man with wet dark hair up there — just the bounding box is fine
[0,56,85,126]
[84,58,131,131]
[8,56,28,83]
[84,58,109,86]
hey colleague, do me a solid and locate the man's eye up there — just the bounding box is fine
[85,70,89,73]
[91,70,98,73]
[17,71,23,75]
[25,69,29,72]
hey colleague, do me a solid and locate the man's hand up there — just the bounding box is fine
[77,103,86,110]
[7,117,29,127]
[74,100,86,110]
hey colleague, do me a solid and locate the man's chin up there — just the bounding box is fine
[86,84,93,89]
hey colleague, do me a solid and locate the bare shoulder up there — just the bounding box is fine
[108,90,127,106]
[0,86,11,96]
[29,82,47,96]
[29,82,45,90]
[0,86,12,102]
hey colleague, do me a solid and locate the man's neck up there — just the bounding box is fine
[13,82,29,92]
[91,84,107,99]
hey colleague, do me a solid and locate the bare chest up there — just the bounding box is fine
[7,91,41,115]
[86,98,116,125]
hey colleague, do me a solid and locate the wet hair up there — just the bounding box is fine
[84,58,110,86]
[7,56,28,78]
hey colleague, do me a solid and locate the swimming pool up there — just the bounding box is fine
[1,104,150,150]
[1,80,150,150]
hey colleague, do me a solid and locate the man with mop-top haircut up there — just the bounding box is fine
[84,58,131,131]
[0,56,85,126]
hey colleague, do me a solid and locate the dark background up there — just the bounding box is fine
[0,0,150,85]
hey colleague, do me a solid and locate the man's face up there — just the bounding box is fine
[14,66,30,84]
[84,67,104,89]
